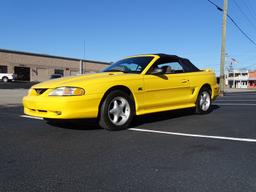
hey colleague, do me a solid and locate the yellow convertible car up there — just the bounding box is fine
[23,54,218,130]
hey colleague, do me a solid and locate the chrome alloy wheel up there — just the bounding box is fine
[199,91,211,111]
[108,96,131,126]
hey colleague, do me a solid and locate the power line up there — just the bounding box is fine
[233,0,256,32]
[243,0,256,22]
[242,63,256,69]
[227,14,256,47]
[207,0,256,47]
[247,0,256,19]
[207,0,224,12]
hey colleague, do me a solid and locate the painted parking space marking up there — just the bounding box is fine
[224,93,256,95]
[20,115,44,120]
[129,128,256,143]
[221,95,256,98]
[214,103,256,106]
[216,100,256,102]
[20,114,256,143]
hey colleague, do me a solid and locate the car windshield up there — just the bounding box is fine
[102,56,154,74]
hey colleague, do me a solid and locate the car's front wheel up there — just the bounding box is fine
[2,77,8,83]
[196,87,212,114]
[99,90,135,131]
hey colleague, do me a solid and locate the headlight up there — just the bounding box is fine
[48,87,85,96]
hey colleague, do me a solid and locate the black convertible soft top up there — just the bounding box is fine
[154,53,200,72]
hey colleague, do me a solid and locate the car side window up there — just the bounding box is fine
[120,63,142,72]
[157,62,185,74]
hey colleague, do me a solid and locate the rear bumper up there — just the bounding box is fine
[23,94,102,119]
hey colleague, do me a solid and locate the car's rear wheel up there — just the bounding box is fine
[2,77,8,83]
[196,87,212,114]
[99,90,135,131]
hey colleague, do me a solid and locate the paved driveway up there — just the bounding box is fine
[0,91,256,192]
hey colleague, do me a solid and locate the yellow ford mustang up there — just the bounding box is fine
[23,54,218,130]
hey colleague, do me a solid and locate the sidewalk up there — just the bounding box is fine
[0,82,38,89]
[0,89,28,106]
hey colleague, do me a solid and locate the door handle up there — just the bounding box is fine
[181,79,189,83]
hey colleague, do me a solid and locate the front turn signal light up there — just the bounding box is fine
[48,87,85,96]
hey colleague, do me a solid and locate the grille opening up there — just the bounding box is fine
[35,88,48,95]
[38,110,47,113]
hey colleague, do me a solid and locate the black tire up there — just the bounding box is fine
[2,77,8,83]
[195,87,212,114]
[99,90,135,131]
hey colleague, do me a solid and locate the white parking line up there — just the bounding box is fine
[129,128,256,143]
[214,103,256,106]
[222,95,256,98]
[216,100,256,102]
[20,115,44,120]
[224,93,256,95]
[20,115,256,143]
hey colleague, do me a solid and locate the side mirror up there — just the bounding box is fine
[151,67,164,75]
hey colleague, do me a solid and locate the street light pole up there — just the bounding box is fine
[219,0,228,96]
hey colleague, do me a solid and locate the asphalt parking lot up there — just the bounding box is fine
[1,90,256,192]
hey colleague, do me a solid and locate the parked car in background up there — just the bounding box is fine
[0,73,16,82]
[23,54,219,131]
[50,74,63,79]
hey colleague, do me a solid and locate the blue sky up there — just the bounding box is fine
[1,0,256,74]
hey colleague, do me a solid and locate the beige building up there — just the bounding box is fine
[0,49,110,82]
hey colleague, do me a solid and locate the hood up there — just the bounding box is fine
[32,72,133,88]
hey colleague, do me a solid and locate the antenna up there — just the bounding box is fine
[80,40,86,74]
[83,40,86,60]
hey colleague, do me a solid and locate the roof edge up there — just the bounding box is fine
[0,48,110,65]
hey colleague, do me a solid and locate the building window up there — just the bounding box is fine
[54,69,64,76]
[0,65,7,73]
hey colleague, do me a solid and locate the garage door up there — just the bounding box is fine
[70,70,79,76]
[37,68,49,82]
[14,66,30,81]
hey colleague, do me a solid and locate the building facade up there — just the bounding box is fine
[226,69,256,88]
[248,71,256,88]
[0,49,110,82]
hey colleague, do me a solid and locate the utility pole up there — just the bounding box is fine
[80,60,83,74]
[219,0,228,96]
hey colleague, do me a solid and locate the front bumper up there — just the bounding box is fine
[23,94,102,119]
